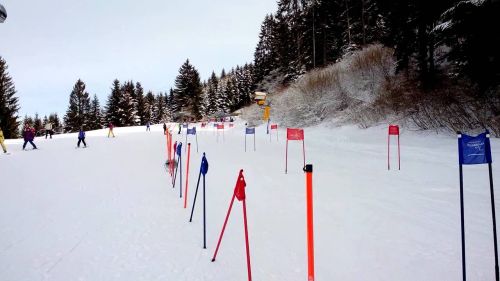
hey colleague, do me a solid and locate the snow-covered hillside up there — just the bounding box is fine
[0,123,499,280]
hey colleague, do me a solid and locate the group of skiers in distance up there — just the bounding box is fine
[0,122,118,154]
[1,119,234,154]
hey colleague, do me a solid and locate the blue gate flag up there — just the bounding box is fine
[459,132,492,165]
[183,123,188,128]
[187,127,196,135]
[246,128,255,134]
[176,142,183,156]
[201,153,209,175]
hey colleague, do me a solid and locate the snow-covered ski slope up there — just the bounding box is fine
[0,122,499,281]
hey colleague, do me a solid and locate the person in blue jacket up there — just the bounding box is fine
[77,127,87,148]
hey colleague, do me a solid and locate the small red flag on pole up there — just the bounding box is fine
[285,128,305,174]
[388,125,401,170]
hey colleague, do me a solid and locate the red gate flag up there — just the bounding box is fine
[217,124,224,130]
[389,125,399,135]
[287,128,304,140]
[387,125,400,170]
[212,170,252,281]
[270,124,279,141]
[286,128,306,174]
[235,170,247,201]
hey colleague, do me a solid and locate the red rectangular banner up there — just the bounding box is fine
[217,124,224,130]
[388,125,399,135]
[271,124,278,130]
[287,128,304,140]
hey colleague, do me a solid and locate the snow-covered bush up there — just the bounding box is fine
[269,44,395,127]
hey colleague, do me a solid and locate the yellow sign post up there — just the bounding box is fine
[263,106,271,121]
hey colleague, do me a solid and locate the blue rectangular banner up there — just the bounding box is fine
[187,127,196,135]
[459,132,492,165]
[246,128,255,135]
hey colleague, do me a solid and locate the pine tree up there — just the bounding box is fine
[0,56,20,138]
[33,113,43,134]
[172,59,203,120]
[154,92,167,123]
[144,91,155,124]
[64,79,91,132]
[89,94,103,130]
[435,0,500,92]
[205,72,219,116]
[135,82,146,125]
[105,79,122,126]
[119,81,137,126]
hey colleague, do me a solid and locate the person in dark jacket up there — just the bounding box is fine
[146,121,151,132]
[107,122,115,138]
[163,123,167,135]
[22,124,37,150]
[77,127,87,148]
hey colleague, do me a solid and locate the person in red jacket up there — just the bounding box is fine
[22,124,37,150]
[107,122,115,138]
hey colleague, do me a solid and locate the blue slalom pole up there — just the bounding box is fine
[189,153,209,248]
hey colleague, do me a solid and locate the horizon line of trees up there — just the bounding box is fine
[253,0,499,93]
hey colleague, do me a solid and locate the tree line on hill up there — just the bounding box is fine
[254,0,499,94]
[2,0,498,136]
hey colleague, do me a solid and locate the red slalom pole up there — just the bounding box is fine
[304,164,315,281]
[184,143,191,209]
[398,134,401,170]
[285,140,288,174]
[242,199,252,281]
[387,133,390,170]
[211,193,236,262]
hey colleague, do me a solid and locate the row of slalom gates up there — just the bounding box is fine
[163,122,498,281]
[163,122,314,281]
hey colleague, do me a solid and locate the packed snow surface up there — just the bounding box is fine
[0,122,499,280]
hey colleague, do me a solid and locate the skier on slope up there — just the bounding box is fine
[163,123,167,135]
[22,124,37,150]
[146,121,151,132]
[77,127,87,148]
[177,123,182,134]
[107,122,115,138]
[44,122,54,139]
[0,127,7,154]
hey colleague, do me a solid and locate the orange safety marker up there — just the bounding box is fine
[304,164,315,281]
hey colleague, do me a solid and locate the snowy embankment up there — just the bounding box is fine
[0,123,499,280]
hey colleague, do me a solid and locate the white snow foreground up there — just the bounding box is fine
[0,123,499,281]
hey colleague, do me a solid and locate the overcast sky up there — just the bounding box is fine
[0,0,277,118]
